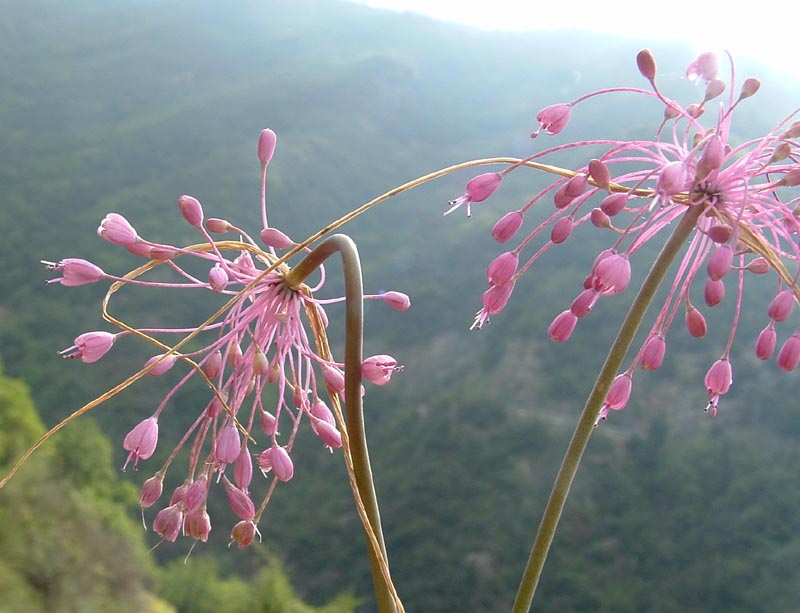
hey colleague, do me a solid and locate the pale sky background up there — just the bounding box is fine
[348,0,800,79]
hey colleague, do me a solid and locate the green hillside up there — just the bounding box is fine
[1,0,799,610]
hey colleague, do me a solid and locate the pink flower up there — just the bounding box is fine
[122,417,158,471]
[492,211,524,243]
[704,359,732,415]
[153,504,184,542]
[777,335,800,372]
[257,128,277,167]
[97,213,138,246]
[686,51,719,83]
[43,258,105,286]
[640,335,666,371]
[532,103,572,137]
[446,172,503,218]
[547,310,578,343]
[230,520,259,548]
[59,331,117,363]
[486,252,519,286]
[362,355,402,386]
[139,474,164,508]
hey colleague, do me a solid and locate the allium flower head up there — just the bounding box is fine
[449,49,800,418]
[43,128,406,546]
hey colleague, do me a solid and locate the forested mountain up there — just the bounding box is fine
[1,0,799,610]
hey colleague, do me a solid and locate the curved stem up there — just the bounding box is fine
[284,234,397,613]
[511,204,704,612]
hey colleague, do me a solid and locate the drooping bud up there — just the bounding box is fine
[230,520,258,548]
[641,335,666,370]
[43,258,106,287]
[215,422,241,465]
[153,504,184,542]
[591,253,631,296]
[183,476,209,514]
[322,366,345,394]
[777,335,800,371]
[97,213,138,246]
[208,264,228,293]
[686,307,707,338]
[59,331,117,363]
[313,419,343,449]
[234,445,253,491]
[605,373,633,410]
[260,409,278,436]
[704,278,725,307]
[532,103,572,137]
[480,282,514,316]
[223,477,255,520]
[178,195,204,228]
[550,217,573,244]
[707,245,733,281]
[446,172,503,217]
[185,508,211,543]
[705,358,732,396]
[547,310,578,342]
[696,134,724,180]
[600,192,627,216]
[746,257,769,274]
[588,159,611,191]
[590,208,611,229]
[204,350,223,379]
[767,289,795,322]
[362,355,402,386]
[491,210,524,243]
[310,399,336,427]
[269,446,294,482]
[570,288,598,318]
[755,324,777,360]
[139,474,164,508]
[487,252,519,286]
[144,353,178,376]
[122,417,159,471]
[707,225,731,244]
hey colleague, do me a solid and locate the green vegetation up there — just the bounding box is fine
[1,0,799,610]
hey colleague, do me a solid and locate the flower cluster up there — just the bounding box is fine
[449,49,799,419]
[45,129,407,547]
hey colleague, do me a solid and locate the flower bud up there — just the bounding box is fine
[97,213,138,246]
[185,508,211,543]
[178,195,204,228]
[234,445,253,491]
[215,423,241,465]
[605,373,632,410]
[570,288,598,318]
[777,335,800,371]
[600,192,627,216]
[269,446,294,482]
[707,245,733,281]
[258,129,277,166]
[533,103,571,137]
[636,49,657,81]
[686,307,707,338]
[487,252,519,286]
[145,353,178,376]
[588,159,611,191]
[381,291,411,311]
[122,417,159,471]
[705,359,732,395]
[547,310,578,343]
[139,474,164,508]
[206,217,233,233]
[590,208,611,229]
[704,279,725,307]
[260,227,294,249]
[641,335,666,370]
[230,520,258,548]
[491,211,524,243]
[738,78,760,100]
[223,477,255,520]
[208,264,228,293]
[204,350,223,379]
[550,217,573,243]
[755,324,777,360]
[767,289,795,322]
[153,504,184,542]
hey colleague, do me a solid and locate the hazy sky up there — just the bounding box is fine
[348,0,799,79]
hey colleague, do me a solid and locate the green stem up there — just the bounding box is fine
[511,204,703,612]
[285,234,396,613]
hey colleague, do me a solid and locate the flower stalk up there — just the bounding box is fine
[512,203,704,612]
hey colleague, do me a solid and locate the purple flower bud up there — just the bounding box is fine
[178,195,204,228]
[43,258,106,287]
[588,159,611,191]
[641,335,666,370]
[591,253,631,296]
[491,211,524,243]
[257,128,277,166]
[312,419,342,449]
[223,477,255,520]
[260,227,294,248]
[260,409,278,436]
[122,417,158,471]
[185,508,211,542]
[686,307,707,338]
[486,252,519,286]
[705,359,732,396]
[97,213,138,246]
[183,476,208,514]
[144,353,178,376]
[215,423,241,465]
[550,217,573,244]
[600,192,627,217]
[204,350,223,379]
[533,103,572,137]
[269,446,294,482]
[704,279,725,307]
[381,290,411,311]
[206,217,233,233]
[755,324,777,360]
[777,335,800,371]
[208,264,228,293]
[570,288,598,318]
[362,355,402,386]
[547,310,578,343]
[446,172,503,217]
[637,49,657,81]
[707,245,733,281]
[139,474,164,508]
[739,78,760,100]
[767,289,795,322]
[230,520,258,548]
[153,504,184,542]
[605,373,633,410]
[234,446,253,491]
[59,331,117,363]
